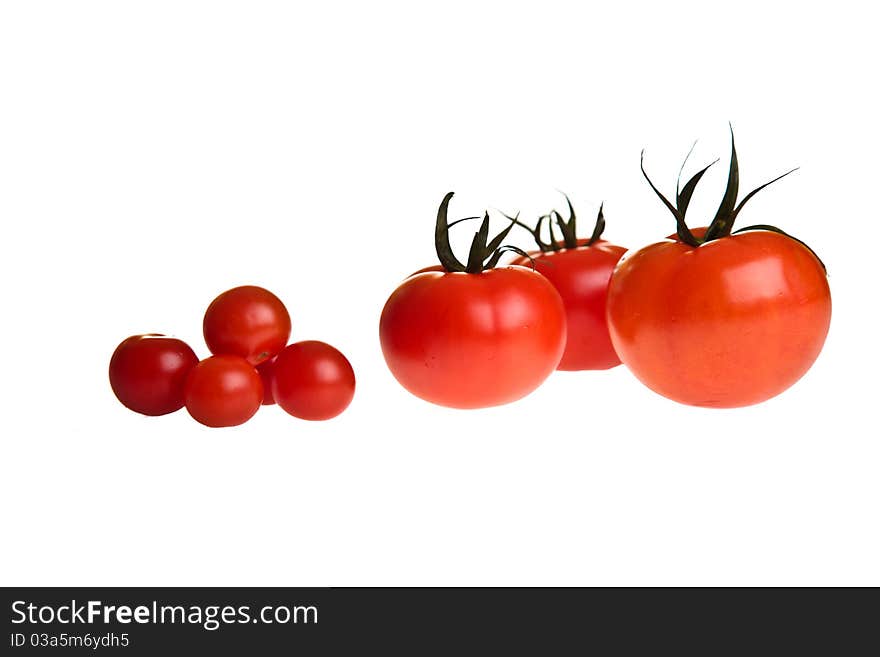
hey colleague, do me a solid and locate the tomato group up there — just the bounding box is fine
[113,283,354,425]
[184,355,264,427]
[203,285,291,366]
[110,130,831,420]
[510,199,626,370]
[109,335,198,416]
[272,341,356,420]
[606,130,831,407]
[380,193,566,409]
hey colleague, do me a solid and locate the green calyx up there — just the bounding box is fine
[510,193,606,253]
[640,125,818,260]
[434,192,530,273]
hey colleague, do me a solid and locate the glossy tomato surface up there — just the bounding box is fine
[606,230,831,407]
[272,341,356,420]
[203,285,291,365]
[513,240,626,370]
[109,334,199,416]
[184,355,263,427]
[379,266,566,409]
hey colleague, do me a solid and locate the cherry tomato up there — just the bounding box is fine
[256,358,277,405]
[184,355,263,427]
[109,334,198,416]
[511,200,626,370]
[203,285,291,365]
[272,341,356,420]
[609,130,831,407]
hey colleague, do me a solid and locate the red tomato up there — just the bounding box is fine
[607,231,830,407]
[513,243,624,370]
[109,334,198,416]
[272,341,356,420]
[510,199,626,371]
[184,355,263,427]
[381,193,566,409]
[610,131,831,407]
[380,267,566,408]
[256,358,277,405]
[203,285,291,365]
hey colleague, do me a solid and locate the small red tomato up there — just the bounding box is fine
[256,358,276,405]
[109,334,198,416]
[184,355,263,427]
[203,285,291,365]
[511,197,626,371]
[272,341,356,420]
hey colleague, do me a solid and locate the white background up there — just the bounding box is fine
[1,1,877,586]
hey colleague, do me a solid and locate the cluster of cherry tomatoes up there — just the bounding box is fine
[380,130,832,409]
[110,285,355,427]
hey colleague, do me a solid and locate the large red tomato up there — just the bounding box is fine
[109,334,199,416]
[510,197,626,370]
[380,193,566,409]
[203,285,291,365]
[607,131,831,407]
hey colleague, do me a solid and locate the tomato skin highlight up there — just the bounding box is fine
[184,355,263,427]
[203,285,291,365]
[272,341,356,421]
[606,230,831,408]
[512,240,626,370]
[109,334,199,416]
[379,266,567,409]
